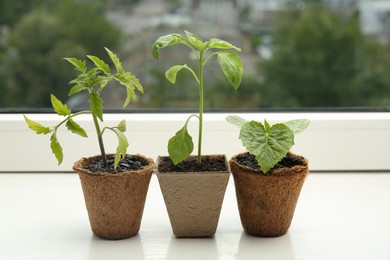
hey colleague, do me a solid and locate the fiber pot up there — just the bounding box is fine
[229,152,309,237]
[156,154,230,238]
[73,154,155,240]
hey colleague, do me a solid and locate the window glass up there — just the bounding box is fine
[0,0,389,112]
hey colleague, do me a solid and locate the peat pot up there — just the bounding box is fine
[156,154,230,238]
[73,154,155,240]
[229,152,309,237]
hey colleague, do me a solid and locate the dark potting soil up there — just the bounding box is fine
[84,154,149,174]
[158,155,228,173]
[235,152,306,173]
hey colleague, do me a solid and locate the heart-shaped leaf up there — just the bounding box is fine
[239,121,294,173]
[168,121,194,165]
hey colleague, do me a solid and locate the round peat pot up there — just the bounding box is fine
[229,152,309,237]
[156,155,230,238]
[73,154,155,240]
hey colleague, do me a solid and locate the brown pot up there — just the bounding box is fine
[73,154,155,240]
[229,152,309,237]
[156,155,230,238]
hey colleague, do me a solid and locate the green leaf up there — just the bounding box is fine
[285,119,310,135]
[89,91,103,121]
[51,95,71,116]
[50,132,63,165]
[165,65,188,84]
[68,85,87,96]
[87,55,110,74]
[217,51,243,90]
[114,72,144,108]
[64,57,86,73]
[226,115,248,128]
[113,128,129,169]
[116,120,126,132]
[168,120,195,165]
[184,30,205,51]
[105,47,123,73]
[239,121,294,173]
[207,38,241,52]
[66,118,87,138]
[152,33,187,60]
[24,115,51,135]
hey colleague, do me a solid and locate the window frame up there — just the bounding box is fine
[1,112,390,172]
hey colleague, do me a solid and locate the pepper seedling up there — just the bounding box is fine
[152,30,243,165]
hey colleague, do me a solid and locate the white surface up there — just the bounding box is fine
[1,112,390,172]
[1,172,390,260]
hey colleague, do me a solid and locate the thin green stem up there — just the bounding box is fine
[202,52,218,67]
[92,114,107,167]
[197,51,204,164]
[54,110,90,131]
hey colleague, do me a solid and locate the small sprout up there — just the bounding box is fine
[227,115,310,173]
[24,48,144,169]
[152,30,243,165]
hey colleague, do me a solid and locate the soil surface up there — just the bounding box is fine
[158,155,228,173]
[84,154,149,174]
[235,152,306,172]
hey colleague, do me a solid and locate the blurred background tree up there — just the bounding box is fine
[0,0,120,108]
[257,3,390,108]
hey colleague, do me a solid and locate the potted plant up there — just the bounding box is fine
[152,30,243,237]
[24,48,155,240]
[226,115,310,237]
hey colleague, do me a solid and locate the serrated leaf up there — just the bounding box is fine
[285,119,310,135]
[116,120,126,132]
[165,64,188,84]
[105,47,123,73]
[207,38,241,52]
[226,115,248,128]
[50,132,63,165]
[114,72,143,108]
[217,51,243,90]
[24,115,51,135]
[184,30,205,51]
[239,121,294,173]
[51,94,71,116]
[64,57,86,73]
[66,118,87,137]
[113,128,129,169]
[87,55,110,74]
[152,33,187,60]
[89,91,103,121]
[168,122,194,165]
[68,85,86,96]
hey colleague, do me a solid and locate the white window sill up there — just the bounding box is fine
[0,172,390,259]
[1,112,390,172]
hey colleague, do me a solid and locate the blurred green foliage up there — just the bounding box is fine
[258,3,390,108]
[0,0,121,107]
